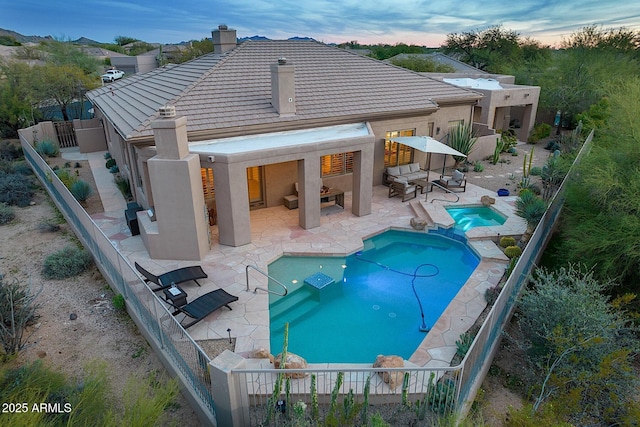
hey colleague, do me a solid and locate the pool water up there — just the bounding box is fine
[446,206,506,231]
[268,230,479,363]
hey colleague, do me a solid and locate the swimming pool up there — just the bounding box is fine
[268,229,480,363]
[446,206,506,231]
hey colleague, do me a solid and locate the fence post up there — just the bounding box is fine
[210,350,250,427]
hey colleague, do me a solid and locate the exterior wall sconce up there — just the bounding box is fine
[524,93,530,98]
[504,95,510,100]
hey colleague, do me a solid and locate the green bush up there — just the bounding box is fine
[105,158,116,169]
[70,180,93,203]
[34,140,59,157]
[54,168,77,188]
[529,166,543,176]
[114,175,132,200]
[528,123,552,143]
[473,162,484,172]
[500,236,517,247]
[0,202,15,225]
[504,245,522,258]
[11,161,33,175]
[515,189,547,232]
[104,151,111,160]
[112,294,125,311]
[109,165,119,174]
[42,246,93,279]
[0,171,33,207]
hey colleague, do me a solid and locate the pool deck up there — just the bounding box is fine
[74,149,526,369]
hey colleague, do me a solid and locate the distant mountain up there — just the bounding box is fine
[0,28,53,43]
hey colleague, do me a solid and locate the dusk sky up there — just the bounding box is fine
[2,0,639,47]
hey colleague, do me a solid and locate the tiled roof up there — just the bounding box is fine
[387,52,488,74]
[87,40,481,141]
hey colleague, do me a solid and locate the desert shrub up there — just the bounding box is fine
[34,140,59,157]
[527,123,552,143]
[104,151,111,159]
[70,180,93,203]
[530,166,542,176]
[10,161,33,175]
[74,161,82,168]
[54,168,77,188]
[105,158,116,169]
[504,245,522,258]
[42,246,93,279]
[497,129,518,151]
[114,175,132,200]
[37,221,60,233]
[0,171,33,207]
[500,236,517,248]
[485,285,502,305]
[0,277,40,356]
[109,164,119,174]
[515,265,640,425]
[473,162,484,172]
[0,140,22,161]
[0,203,15,225]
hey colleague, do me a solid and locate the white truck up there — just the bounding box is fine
[101,69,125,82]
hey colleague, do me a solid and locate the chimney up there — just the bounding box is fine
[270,58,296,116]
[212,24,237,54]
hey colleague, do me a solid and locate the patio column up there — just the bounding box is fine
[214,162,251,246]
[351,145,373,217]
[298,156,321,229]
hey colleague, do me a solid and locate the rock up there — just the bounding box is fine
[481,195,495,206]
[37,350,47,358]
[69,313,77,320]
[250,347,275,363]
[410,217,428,230]
[373,355,405,389]
[274,352,308,378]
[29,201,36,206]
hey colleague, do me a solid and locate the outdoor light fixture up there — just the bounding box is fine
[227,328,232,344]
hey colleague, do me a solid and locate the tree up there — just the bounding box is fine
[39,39,101,76]
[442,25,529,73]
[389,56,455,73]
[114,35,139,46]
[33,63,99,121]
[0,61,40,136]
[553,77,640,288]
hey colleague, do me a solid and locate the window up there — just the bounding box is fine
[321,152,354,177]
[384,129,415,167]
[201,168,215,202]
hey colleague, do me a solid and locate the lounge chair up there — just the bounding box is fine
[435,169,467,192]
[168,288,239,328]
[135,262,207,292]
[388,179,418,202]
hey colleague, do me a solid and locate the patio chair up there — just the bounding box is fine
[388,178,418,202]
[168,288,239,328]
[437,169,467,192]
[135,262,207,292]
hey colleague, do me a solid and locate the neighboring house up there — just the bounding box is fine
[388,53,541,141]
[87,25,486,258]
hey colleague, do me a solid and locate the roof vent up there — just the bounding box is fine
[218,24,228,30]
[158,105,176,118]
[278,57,287,65]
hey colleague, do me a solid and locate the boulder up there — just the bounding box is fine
[481,195,495,206]
[274,352,308,378]
[410,217,428,230]
[250,347,275,363]
[373,355,405,389]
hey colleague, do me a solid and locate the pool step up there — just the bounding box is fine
[409,200,435,228]
[270,288,312,319]
[270,296,320,331]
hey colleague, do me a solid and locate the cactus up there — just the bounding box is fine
[504,245,523,258]
[500,236,517,248]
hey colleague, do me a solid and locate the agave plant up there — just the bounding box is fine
[447,123,477,167]
[515,189,547,233]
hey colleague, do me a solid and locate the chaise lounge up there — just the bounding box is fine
[167,288,239,328]
[135,262,207,291]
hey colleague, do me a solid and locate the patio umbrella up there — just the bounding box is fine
[390,135,466,181]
